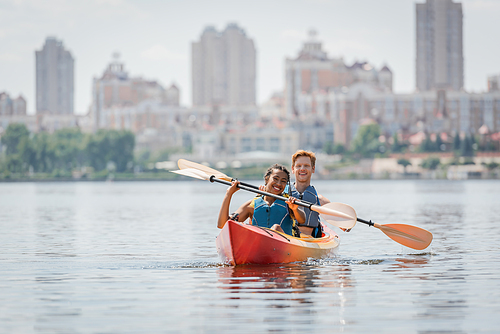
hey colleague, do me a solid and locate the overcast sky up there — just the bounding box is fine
[0,0,498,114]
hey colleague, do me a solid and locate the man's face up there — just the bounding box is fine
[292,156,315,182]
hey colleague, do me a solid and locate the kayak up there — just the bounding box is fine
[216,220,340,265]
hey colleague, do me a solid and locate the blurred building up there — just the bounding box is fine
[1,92,90,136]
[285,30,392,118]
[0,92,26,116]
[165,83,180,106]
[35,37,74,114]
[488,74,500,92]
[331,84,500,146]
[92,54,178,130]
[416,0,463,91]
[192,23,256,107]
[259,92,285,118]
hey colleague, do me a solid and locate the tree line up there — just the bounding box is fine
[0,123,135,176]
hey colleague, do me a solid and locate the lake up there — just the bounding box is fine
[1,180,499,333]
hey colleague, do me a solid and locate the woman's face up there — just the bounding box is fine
[265,169,288,194]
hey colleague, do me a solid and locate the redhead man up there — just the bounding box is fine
[287,150,351,237]
[285,150,327,237]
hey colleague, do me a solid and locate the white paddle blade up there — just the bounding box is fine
[177,159,231,181]
[170,168,210,180]
[315,202,357,230]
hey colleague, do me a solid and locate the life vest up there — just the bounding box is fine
[251,196,294,236]
[286,183,322,237]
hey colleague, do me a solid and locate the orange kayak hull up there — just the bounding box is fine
[216,220,340,265]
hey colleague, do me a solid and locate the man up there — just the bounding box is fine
[288,150,351,237]
[286,150,326,237]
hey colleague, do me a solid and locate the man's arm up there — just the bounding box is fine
[318,194,330,206]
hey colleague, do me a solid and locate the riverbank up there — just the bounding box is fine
[2,161,499,182]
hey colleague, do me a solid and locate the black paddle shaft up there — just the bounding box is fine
[357,217,374,226]
[225,176,374,226]
[209,176,314,210]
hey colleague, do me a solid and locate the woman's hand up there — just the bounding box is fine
[227,180,240,196]
[286,197,305,225]
[285,196,299,210]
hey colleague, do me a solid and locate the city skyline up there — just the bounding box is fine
[0,0,499,115]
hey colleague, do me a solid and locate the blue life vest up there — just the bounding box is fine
[251,196,294,236]
[285,183,320,228]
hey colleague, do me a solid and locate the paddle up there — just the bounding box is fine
[356,218,433,250]
[175,159,433,250]
[171,168,357,230]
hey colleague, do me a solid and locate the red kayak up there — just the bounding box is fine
[216,220,340,265]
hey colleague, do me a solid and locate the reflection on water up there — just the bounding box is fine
[217,263,354,296]
[215,262,355,330]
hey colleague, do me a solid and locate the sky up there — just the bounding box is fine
[0,0,499,115]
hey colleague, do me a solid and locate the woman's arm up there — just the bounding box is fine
[217,181,239,229]
[217,181,253,228]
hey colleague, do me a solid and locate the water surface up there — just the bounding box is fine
[1,180,499,333]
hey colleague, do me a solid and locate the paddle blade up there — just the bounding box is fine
[170,168,210,181]
[315,202,357,230]
[178,159,232,181]
[374,223,433,250]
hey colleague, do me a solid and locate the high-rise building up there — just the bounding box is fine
[192,23,256,107]
[35,37,74,114]
[416,0,464,91]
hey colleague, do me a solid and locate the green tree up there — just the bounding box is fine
[324,142,345,155]
[397,158,412,173]
[85,129,135,172]
[32,132,56,172]
[453,133,461,151]
[435,134,444,151]
[85,130,111,172]
[460,135,474,157]
[332,143,345,155]
[351,123,381,157]
[0,123,33,173]
[419,136,434,152]
[323,141,334,155]
[485,162,499,171]
[420,157,441,170]
[391,133,405,153]
[108,130,135,172]
[1,123,30,155]
[51,128,86,171]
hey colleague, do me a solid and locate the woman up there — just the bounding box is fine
[217,164,305,236]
